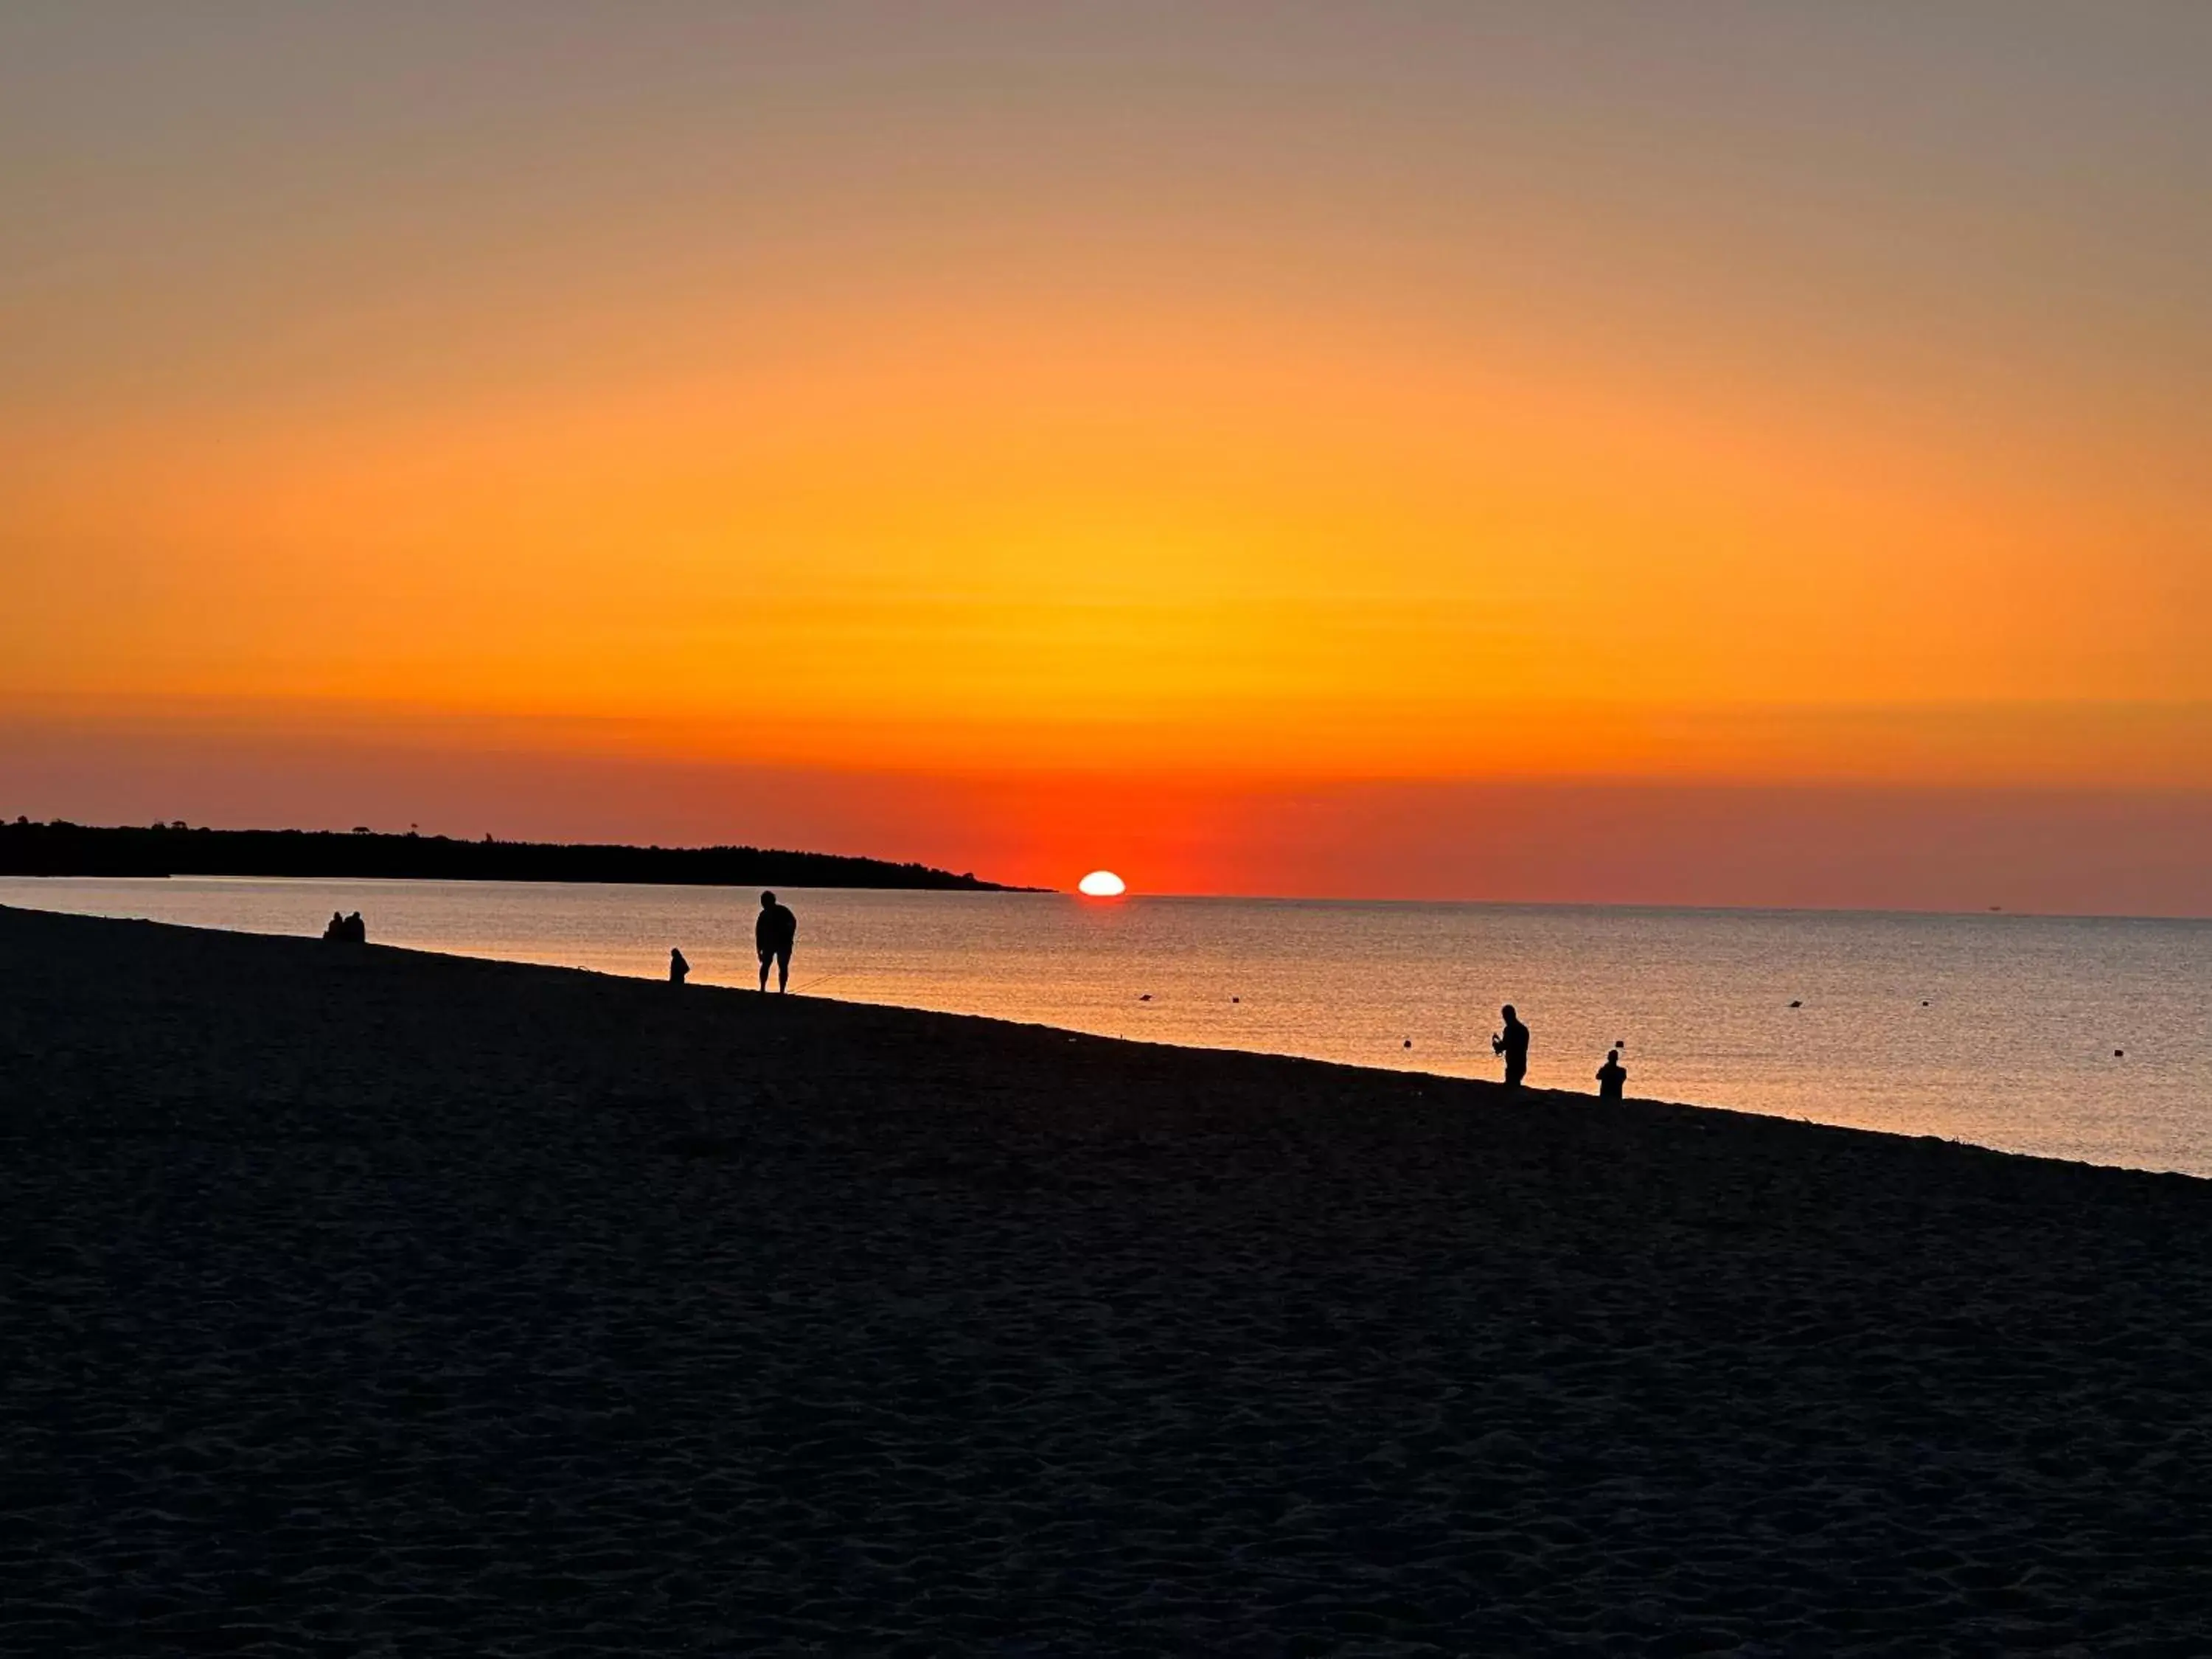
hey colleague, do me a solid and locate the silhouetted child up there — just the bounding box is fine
[1596,1048,1627,1101]
[756,891,797,992]
[1492,1004,1529,1087]
[669,947,689,986]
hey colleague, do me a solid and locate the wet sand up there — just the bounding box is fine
[4,902,2209,1656]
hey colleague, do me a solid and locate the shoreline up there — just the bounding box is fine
[6,902,2210,1652]
[4,894,2201,1183]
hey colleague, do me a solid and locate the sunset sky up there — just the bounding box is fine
[4,3,2208,908]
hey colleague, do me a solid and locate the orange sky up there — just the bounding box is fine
[3,4,2208,905]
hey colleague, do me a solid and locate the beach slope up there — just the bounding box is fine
[4,904,2208,1655]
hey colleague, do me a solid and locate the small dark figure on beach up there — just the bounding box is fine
[323,911,346,941]
[1596,1048,1627,1100]
[1492,1004,1529,1087]
[756,891,796,992]
[344,912,366,944]
[669,947,689,986]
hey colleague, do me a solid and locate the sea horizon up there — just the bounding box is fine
[14,866,2212,928]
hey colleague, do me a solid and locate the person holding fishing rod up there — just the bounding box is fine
[1492,1004,1530,1088]
[756,890,798,993]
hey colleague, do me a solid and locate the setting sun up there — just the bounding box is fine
[1077,871,1127,898]
[0,4,2204,914]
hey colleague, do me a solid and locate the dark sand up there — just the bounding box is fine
[4,905,2210,1657]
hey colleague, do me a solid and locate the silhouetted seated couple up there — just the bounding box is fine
[322,911,366,945]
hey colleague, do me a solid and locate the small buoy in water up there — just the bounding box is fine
[2115,1048,2124,1058]
[1231,996,1239,1004]
[1403,1038,1413,1048]
[1138,993,1151,1001]
[1788,1000,1802,1009]
[1921,1000,1930,1006]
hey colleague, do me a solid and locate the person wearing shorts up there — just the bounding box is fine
[755,891,796,992]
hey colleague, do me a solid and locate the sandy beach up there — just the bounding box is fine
[4,902,2209,1656]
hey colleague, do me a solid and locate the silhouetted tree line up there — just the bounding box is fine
[0,819,1023,891]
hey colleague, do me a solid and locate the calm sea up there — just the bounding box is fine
[7,877,2208,1178]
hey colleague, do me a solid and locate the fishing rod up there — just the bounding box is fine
[787,965,861,996]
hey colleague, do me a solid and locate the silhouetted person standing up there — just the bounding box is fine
[669,947,689,986]
[1596,1048,1627,1100]
[756,891,796,992]
[1492,1004,1529,1087]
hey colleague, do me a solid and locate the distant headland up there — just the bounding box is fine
[0,819,1032,891]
